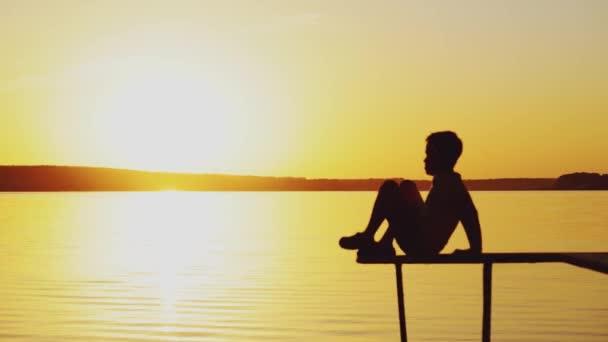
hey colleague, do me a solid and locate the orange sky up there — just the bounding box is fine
[1,1,607,179]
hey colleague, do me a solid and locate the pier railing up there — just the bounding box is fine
[357,252,608,342]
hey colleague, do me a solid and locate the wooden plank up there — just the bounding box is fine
[357,252,608,274]
[562,253,608,275]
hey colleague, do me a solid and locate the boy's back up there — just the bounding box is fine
[418,172,477,254]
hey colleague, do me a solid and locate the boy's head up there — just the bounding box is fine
[425,131,462,175]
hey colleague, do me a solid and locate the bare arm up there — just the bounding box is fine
[459,191,482,254]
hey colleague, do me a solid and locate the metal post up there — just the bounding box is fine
[395,263,407,342]
[482,262,493,342]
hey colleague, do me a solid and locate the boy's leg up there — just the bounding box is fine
[339,180,401,249]
[340,180,421,251]
[379,180,423,252]
[363,180,404,237]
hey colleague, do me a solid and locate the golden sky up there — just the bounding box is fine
[1,0,606,179]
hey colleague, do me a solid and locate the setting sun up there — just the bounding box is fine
[85,55,243,172]
[43,38,300,174]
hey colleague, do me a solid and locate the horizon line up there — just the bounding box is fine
[0,164,591,180]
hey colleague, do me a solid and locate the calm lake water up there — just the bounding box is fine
[1,191,607,341]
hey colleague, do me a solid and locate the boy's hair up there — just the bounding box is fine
[426,131,463,168]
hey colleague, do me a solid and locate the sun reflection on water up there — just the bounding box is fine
[71,192,246,330]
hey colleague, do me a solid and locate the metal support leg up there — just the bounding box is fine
[395,263,407,342]
[482,262,493,342]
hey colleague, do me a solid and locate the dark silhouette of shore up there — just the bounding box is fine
[0,165,594,191]
[554,172,608,190]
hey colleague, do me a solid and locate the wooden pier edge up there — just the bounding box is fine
[356,252,608,342]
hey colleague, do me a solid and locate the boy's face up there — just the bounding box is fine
[424,143,442,176]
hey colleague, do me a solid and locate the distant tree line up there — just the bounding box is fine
[0,166,603,191]
[553,172,608,190]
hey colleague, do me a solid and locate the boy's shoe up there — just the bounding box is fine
[357,242,396,259]
[339,232,372,250]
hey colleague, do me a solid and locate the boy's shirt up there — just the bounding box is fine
[420,172,477,253]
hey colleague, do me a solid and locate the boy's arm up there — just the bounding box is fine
[458,190,482,254]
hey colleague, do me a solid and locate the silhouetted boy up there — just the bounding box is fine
[339,131,482,257]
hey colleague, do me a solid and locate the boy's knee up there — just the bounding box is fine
[399,180,418,193]
[379,180,399,193]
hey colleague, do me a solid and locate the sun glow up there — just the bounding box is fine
[51,38,297,174]
[81,56,248,172]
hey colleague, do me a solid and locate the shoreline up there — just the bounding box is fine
[0,165,606,191]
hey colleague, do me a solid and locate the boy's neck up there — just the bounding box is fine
[433,169,456,178]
